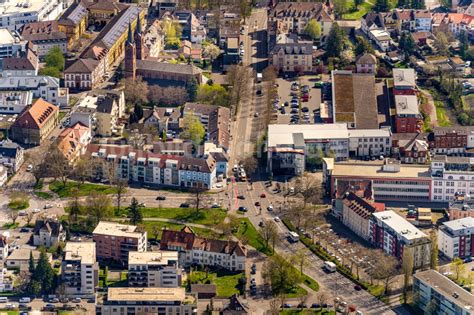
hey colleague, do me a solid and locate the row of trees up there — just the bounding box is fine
[25,250,57,295]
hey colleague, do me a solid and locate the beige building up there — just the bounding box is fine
[62,242,99,297]
[5,249,52,269]
[97,287,197,315]
[93,221,147,264]
[269,37,313,73]
[95,95,121,137]
[342,192,378,241]
[128,251,182,287]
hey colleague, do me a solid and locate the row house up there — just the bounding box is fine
[160,227,247,271]
[93,221,147,265]
[87,144,218,189]
[438,217,474,259]
[428,126,474,155]
[392,133,429,164]
[369,210,431,269]
[268,2,333,39]
[128,251,182,288]
[448,193,474,220]
[431,155,474,202]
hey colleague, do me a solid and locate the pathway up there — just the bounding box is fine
[419,89,438,128]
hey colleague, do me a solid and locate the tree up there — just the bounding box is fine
[123,76,149,105]
[451,257,465,281]
[73,157,93,184]
[430,230,439,270]
[399,31,415,60]
[28,251,35,273]
[326,23,346,58]
[163,19,182,47]
[294,173,322,208]
[241,155,258,176]
[180,113,205,146]
[186,78,198,102]
[227,65,249,111]
[203,43,220,62]
[46,146,70,187]
[32,250,56,294]
[460,31,469,59]
[412,0,426,9]
[355,0,364,7]
[152,225,160,240]
[67,188,82,223]
[370,251,399,294]
[239,0,251,22]
[292,249,308,275]
[333,0,348,18]
[112,178,128,215]
[44,46,65,70]
[374,0,390,12]
[9,211,19,225]
[434,32,449,56]
[304,19,321,41]
[262,65,278,83]
[26,211,34,226]
[127,197,143,225]
[439,0,451,8]
[188,187,211,213]
[197,83,230,107]
[355,36,374,56]
[38,67,61,78]
[260,220,278,249]
[86,192,113,223]
[262,255,302,295]
[402,249,414,304]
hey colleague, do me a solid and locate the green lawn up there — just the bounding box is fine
[283,285,308,298]
[231,218,273,256]
[435,101,452,127]
[0,311,20,315]
[34,191,54,199]
[342,1,374,20]
[8,200,29,210]
[142,221,220,240]
[302,274,320,292]
[49,181,118,198]
[140,207,227,225]
[189,269,244,297]
[2,222,19,229]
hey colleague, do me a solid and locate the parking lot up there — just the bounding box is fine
[274,77,323,124]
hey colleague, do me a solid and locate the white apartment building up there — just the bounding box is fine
[97,287,197,315]
[0,0,67,31]
[370,210,431,269]
[438,217,474,260]
[431,156,474,202]
[348,129,392,157]
[0,75,68,107]
[61,242,98,297]
[0,91,32,114]
[0,29,24,58]
[128,251,182,288]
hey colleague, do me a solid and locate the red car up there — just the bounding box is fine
[260,193,266,198]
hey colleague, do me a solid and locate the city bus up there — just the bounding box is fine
[287,231,299,243]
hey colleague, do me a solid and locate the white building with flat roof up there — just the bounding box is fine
[438,217,474,260]
[128,251,182,288]
[0,0,67,31]
[0,91,32,114]
[62,242,98,297]
[0,29,23,58]
[431,155,474,202]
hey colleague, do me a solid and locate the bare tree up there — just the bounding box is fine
[292,248,308,275]
[318,291,330,306]
[112,178,128,214]
[86,192,113,223]
[430,230,439,270]
[370,250,399,295]
[402,249,414,303]
[297,294,308,309]
[451,257,466,281]
[284,202,310,231]
[9,211,19,225]
[269,298,280,315]
[226,65,250,113]
[72,157,93,185]
[260,220,278,250]
[241,155,258,177]
[26,211,35,226]
[188,187,212,213]
[294,173,323,208]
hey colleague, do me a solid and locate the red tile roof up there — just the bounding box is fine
[12,99,58,130]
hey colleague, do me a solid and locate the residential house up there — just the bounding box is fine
[153,140,193,157]
[347,129,392,158]
[143,20,163,58]
[160,227,247,271]
[447,13,474,37]
[361,12,385,35]
[5,249,52,269]
[355,53,377,73]
[394,95,422,133]
[57,122,91,163]
[222,294,250,315]
[57,2,88,48]
[0,0,65,31]
[173,11,198,40]
[413,270,474,315]
[21,21,68,57]
[438,217,474,259]
[428,126,474,155]
[0,75,69,107]
[128,251,182,287]
[222,37,240,71]
[0,29,24,59]
[191,25,207,44]
[0,268,13,292]
[10,98,59,145]
[143,107,181,133]
[92,221,147,264]
[411,31,430,45]
[97,287,197,315]
[70,96,97,130]
[95,95,121,137]
[63,58,105,90]
[33,218,66,247]
[413,10,431,32]
[369,29,391,51]
[0,166,7,187]
[268,2,333,38]
[392,133,429,164]
[448,193,474,220]
[370,210,431,269]
[393,68,417,94]
[61,242,99,297]
[269,35,313,73]
[0,48,39,77]
[0,90,33,115]
[0,235,8,260]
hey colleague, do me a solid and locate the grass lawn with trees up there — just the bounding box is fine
[142,221,220,240]
[49,181,118,197]
[231,218,273,255]
[435,100,452,127]
[189,269,244,297]
[342,0,374,20]
[140,207,227,226]
[34,191,54,199]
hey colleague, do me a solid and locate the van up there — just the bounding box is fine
[323,261,337,273]
[0,297,8,303]
[19,297,30,303]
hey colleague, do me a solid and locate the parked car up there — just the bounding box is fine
[237,195,246,200]
[179,203,190,208]
[156,196,166,200]
[274,216,280,222]
[238,206,248,212]
[255,201,260,207]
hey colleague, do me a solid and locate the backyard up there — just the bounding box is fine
[189,269,244,298]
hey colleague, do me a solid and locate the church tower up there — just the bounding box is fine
[135,14,147,60]
[124,22,136,79]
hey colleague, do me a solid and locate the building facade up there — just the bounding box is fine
[33,218,66,247]
[341,192,378,241]
[21,21,68,57]
[0,0,66,31]
[0,140,24,173]
[438,217,474,259]
[428,126,474,155]
[61,242,99,297]
[92,221,147,264]
[128,251,182,287]
[431,155,474,202]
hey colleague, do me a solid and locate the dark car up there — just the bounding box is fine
[297,303,308,309]
[354,285,362,291]
[255,201,260,206]
[20,228,29,233]
[237,195,245,200]
[260,193,266,198]
[179,203,190,208]
[280,108,286,114]
[301,107,309,112]
[282,303,293,308]
[311,303,321,309]
[258,221,264,227]
[238,206,248,212]
[284,101,289,106]
[156,196,166,200]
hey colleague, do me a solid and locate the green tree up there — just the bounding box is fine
[355,36,374,56]
[26,280,41,295]
[262,255,302,295]
[86,192,113,224]
[28,251,35,273]
[430,230,439,270]
[239,0,252,22]
[451,257,465,281]
[374,0,390,12]
[186,78,198,102]
[180,113,205,146]
[44,46,65,71]
[398,0,409,7]
[203,43,220,62]
[333,0,348,18]
[326,23,346,58]
[355,0,364,7]
[304,19,321,41]
[400,31,415,60]
[127,197,143,225]
[32,250,56,294]
[412,0,426,9]
[460,31,469,59]
[38,66,61,78]
[196,83,230,107]
[402,249,414,303]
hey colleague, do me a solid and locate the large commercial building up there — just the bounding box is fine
[413,270,473,315]
[438,217,474,259]
[61,242,99,297]
[128,251,182,287]
[370,210,431,269]
[92,221,147,264]
[97,287,197,315]
[431,155,474,202]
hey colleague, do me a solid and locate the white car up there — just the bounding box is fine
[32,208,41,213]
[215,183,223,188]
[274,216,280,222]
[26,164,33,172]
[18,211,27,216]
